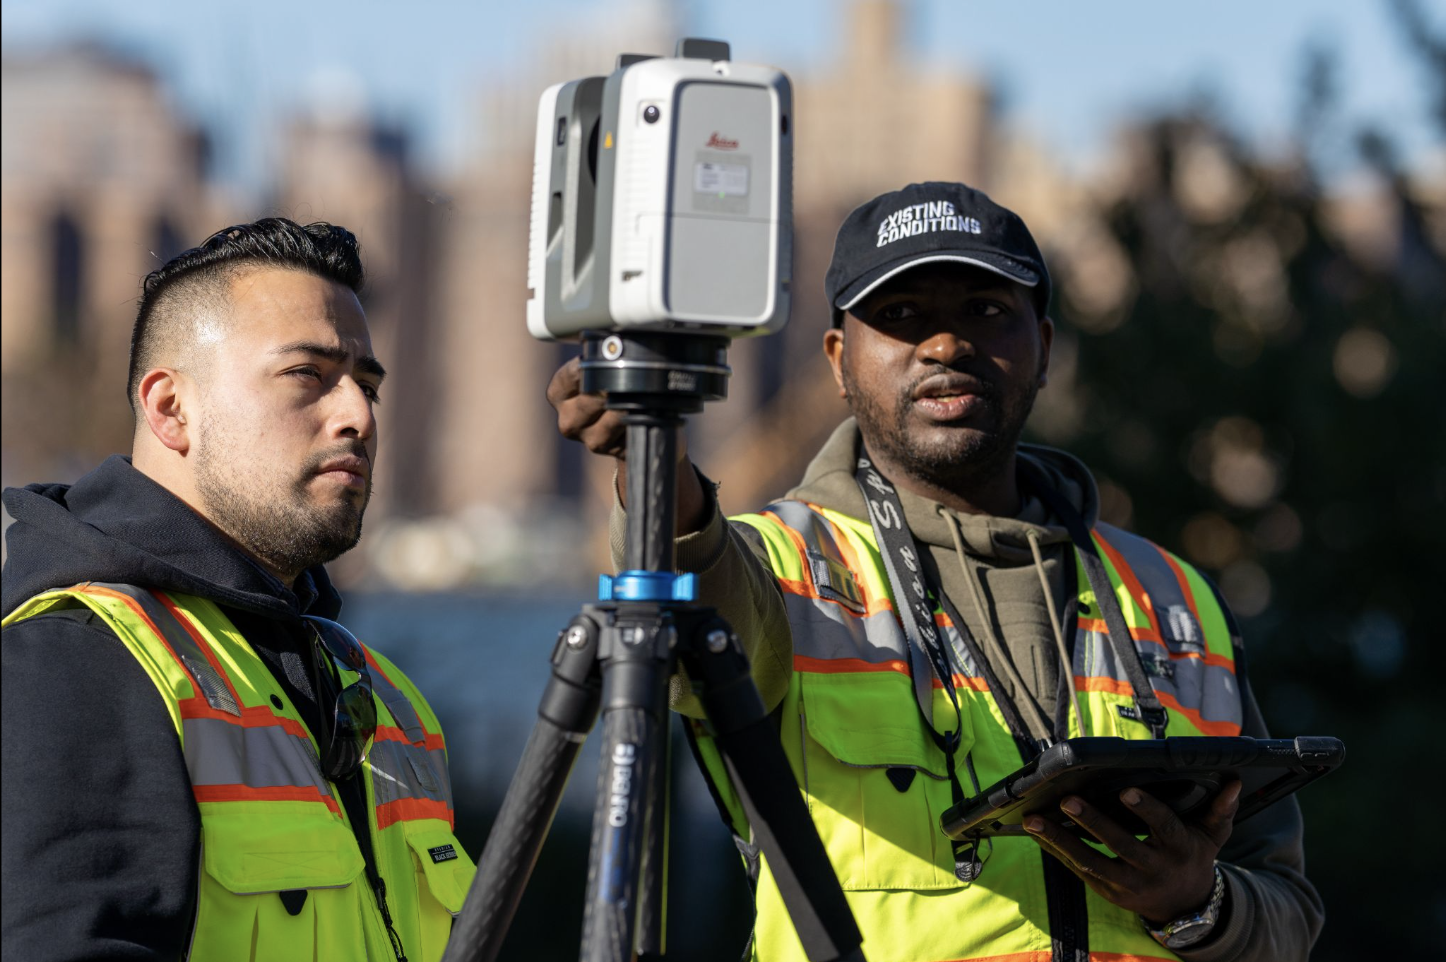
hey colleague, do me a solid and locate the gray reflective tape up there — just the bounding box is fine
[407,752,440,794]
[182,717,332,793]
[783,593,909,664]
[1094,529,1199,648]
[371,673,425,744]
[1074,530,1241,728]
[771,505,1241,729]
[1164,605,1205,654]
[766,500,826,538]
[938,622,984,679]
[1076,627,1242,727]
[90,583,240,717]
[368,739,451,807]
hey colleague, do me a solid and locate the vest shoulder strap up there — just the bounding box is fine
[1093,523,1238,665]
[5,583,248,734]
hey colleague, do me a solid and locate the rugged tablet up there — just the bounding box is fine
[940,736,1345,840]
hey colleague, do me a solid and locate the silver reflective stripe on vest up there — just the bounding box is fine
[1097,524,1206,653]
[373,675,425,744]
[367,737,453,810]
[90,583,241,716]
[1074,623,1242,727]
[182,717,332,797]
[783,592,908,665]
[365,658,452,812]
[765,502,910,666]
[761,503,1242,731]
[772,508,989,680]
[938,622,986,679]
[1078,529,1242,729]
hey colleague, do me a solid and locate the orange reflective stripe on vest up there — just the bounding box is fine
[3,582,477,961]
[715,500,1244,962]
[68,583,344,814]
[364,649,457,831]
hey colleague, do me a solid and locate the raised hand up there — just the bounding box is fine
[544,356,706,532]
[547,356,628,459]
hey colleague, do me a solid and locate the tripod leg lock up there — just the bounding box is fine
[539,616,603,734]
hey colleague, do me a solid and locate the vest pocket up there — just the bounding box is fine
[797,672,974,891]
[190,814,367,962]
[405,824,478,959]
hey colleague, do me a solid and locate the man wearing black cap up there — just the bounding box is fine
[549,183,1321,962]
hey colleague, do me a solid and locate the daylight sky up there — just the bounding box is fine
[2,0,1439,193]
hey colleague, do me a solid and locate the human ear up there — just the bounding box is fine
[1037,315,1055,388]
[823,327,847,398]
[138,369,192,453]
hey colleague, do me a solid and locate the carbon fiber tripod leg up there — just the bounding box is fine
[683,625,865,962]
[442,616,602,962]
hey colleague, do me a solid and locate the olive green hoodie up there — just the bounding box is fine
[610,417,1322,962]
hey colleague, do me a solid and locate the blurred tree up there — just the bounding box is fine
[1038,8,1446,956]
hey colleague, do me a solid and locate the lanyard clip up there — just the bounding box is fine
[1140,704,1169,739]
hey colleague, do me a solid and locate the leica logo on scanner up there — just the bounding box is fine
[706,132,739,150]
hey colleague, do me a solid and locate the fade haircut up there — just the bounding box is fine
[127,218,365,415]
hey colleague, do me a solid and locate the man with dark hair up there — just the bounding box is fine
[550,183,1322,961]
[2,218,473,961]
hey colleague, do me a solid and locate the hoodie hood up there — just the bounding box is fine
[2,455,341,620]
[787,418,1101,742]
[785,418,1099,562]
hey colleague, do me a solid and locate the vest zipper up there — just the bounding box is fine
[354,758,408,962]
[370,874,409,962]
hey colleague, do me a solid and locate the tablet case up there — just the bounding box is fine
[940,736,1345,840]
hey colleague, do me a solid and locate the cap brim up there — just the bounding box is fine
[836,252,1040,311]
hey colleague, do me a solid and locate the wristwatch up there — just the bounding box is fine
[1144,863,1227,950]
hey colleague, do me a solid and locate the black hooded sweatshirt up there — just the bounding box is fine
[1,455,370,961]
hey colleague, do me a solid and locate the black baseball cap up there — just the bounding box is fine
[824,182,1051,325]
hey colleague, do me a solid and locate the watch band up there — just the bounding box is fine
[1145,863,1227,949]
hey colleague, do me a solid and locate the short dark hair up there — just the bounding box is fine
[127,217,365,414]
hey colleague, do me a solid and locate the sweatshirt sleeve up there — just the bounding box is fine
[1,610,199,962]
[609,469,793,717]
[1174,665,1324,962]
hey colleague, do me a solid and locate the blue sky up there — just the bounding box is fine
[2,0,1439,193]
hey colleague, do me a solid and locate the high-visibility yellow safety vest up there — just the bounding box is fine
[4,583,477,962]
[690,502,1242,962]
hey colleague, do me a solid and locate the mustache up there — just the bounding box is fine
[301,441,371,476]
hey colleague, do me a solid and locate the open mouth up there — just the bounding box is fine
[913,394,986,421]
[911,374,991,421]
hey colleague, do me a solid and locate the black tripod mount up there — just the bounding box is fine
[442,333,863,962]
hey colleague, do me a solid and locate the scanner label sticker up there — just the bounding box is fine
[694,161,749,197]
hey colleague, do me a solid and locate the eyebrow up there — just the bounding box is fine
[272,341,387,381]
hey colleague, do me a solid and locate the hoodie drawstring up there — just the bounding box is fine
[939,507,1056,742]
[1026,528,1085,739]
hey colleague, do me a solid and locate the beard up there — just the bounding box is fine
[194,424,370,581]
[843,358,1040,493]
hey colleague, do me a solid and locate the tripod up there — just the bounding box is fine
[442,333,864,962]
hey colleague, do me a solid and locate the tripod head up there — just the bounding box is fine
[580,331,730,575]
[580,331,730,416]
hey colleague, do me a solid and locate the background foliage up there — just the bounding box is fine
[445,9,1446,959]
[1045,11,1446,955]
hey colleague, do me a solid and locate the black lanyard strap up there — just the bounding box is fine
[855,453,963,756]
[1018,461,1169,739]
[854,451,1012,883]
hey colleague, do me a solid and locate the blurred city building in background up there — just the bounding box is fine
[3,0,1436,595]
[4,1,1443,956]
